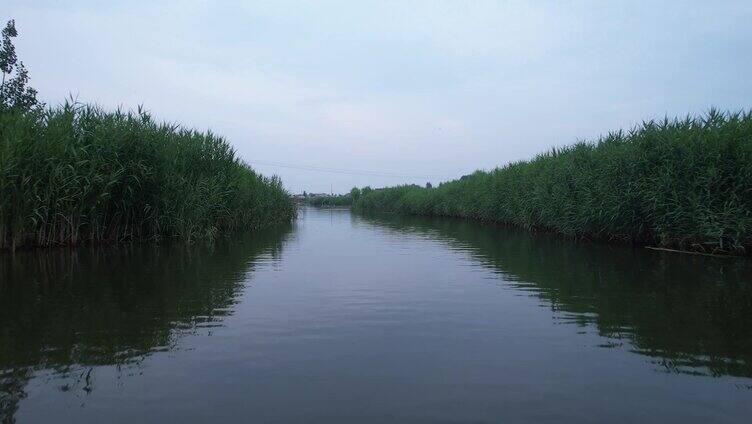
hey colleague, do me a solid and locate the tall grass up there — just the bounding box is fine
[355,110,752,255]
[0,103,295,250]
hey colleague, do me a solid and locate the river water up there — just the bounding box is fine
[2,207,751,423]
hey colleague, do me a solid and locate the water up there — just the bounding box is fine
[2,207,751,423]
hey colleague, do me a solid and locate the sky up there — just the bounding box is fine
[4,1,752,193]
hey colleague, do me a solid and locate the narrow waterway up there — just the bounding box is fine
[2,207,751,423]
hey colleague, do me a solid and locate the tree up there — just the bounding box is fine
[350,187,361,201]
[0,20,41,112]
[425,182,432,189]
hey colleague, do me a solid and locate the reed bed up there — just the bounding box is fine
[355,110,752,255]
[0,103,295,250]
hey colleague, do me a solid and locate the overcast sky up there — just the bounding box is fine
[4,1,751,193]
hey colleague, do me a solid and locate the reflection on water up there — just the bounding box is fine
[2,208,752,423]
[359,213,752,379]
[0,224,292,421]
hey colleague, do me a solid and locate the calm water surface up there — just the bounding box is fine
[2,207,752,423]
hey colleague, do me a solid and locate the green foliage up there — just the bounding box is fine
[0,20,41,113]
[350,186,361,202]
[355,110,752,255]
[0,103,295,250]
[306,186,363,207]
[305,193,353,207]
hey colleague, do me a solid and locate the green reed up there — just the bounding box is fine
[355,110,752,255]
[0,103,295,250]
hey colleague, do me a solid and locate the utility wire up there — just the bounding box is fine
[247,160,453,180]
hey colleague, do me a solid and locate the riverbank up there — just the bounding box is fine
[0,103,295,250]
[354,110,752,255]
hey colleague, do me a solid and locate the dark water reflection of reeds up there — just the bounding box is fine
[0,223,293,422]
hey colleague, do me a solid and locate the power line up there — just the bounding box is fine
[247,159,452,180]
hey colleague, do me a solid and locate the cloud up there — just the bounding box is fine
[3,0,751,192]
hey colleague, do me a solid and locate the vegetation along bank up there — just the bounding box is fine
[302,191,356,207]
[0,20,294,250]
[354,111,752,255]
